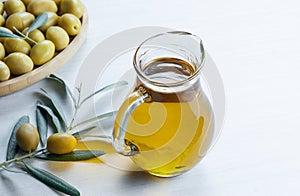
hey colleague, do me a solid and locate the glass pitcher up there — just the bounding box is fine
[112,31,215,177]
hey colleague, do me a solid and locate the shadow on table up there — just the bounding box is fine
[0,173,22,196]
[121,170,171,186]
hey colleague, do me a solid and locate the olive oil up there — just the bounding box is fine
[114,58,214,177]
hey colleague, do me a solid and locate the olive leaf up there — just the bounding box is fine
[23,162,80,196]
[48,74,76,105]
[37,103,62,132]
[72,126,97,139]
[35,150,105,161]
[0,29,20,39]
[40,88,67,131]
[70,111,117,130]
[80,81,128,106]
[6,116,30,161]
[26,13,48,36]
[36,101,48,147]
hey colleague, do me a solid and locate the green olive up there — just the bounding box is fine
[30,40,55,65]
[0,2,4,15]
[22,27,45,46]
[0,61,10,82]
[39,12,59,32]
[5,12,35,32]
[46,26,69,51]
[0,42,5,60]
[58,13,81,36]
[22,0,32,6]
[4,52,33,75]
[47,132,77,154]
[4,38,31,55]
[0,27,13,43]
[16,123,40,152]
[60,0,84,19]
[27,0,58,16]
[0,15,5,26]
[4,0,26,16]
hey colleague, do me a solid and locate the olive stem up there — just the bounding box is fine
[76,135,112,140]
[13,26,38,45]
[68,108,79,131]
[67,84,82,131]
[0,148,46,169]
[0,165,27,174]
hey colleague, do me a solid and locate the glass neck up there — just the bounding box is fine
[134,75,201,102]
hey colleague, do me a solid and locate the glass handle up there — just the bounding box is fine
[112,87,150,156]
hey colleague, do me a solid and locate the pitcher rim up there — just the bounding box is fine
[133,31,205,87]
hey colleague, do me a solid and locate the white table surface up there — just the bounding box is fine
[1,0,300,195]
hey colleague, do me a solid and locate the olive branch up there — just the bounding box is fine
[0,74,127,195]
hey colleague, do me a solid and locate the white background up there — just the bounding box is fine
[1,0,300,195]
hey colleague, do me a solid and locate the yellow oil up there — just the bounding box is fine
[114,58,215,177]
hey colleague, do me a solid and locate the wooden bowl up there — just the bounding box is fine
[0,11,88,96]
